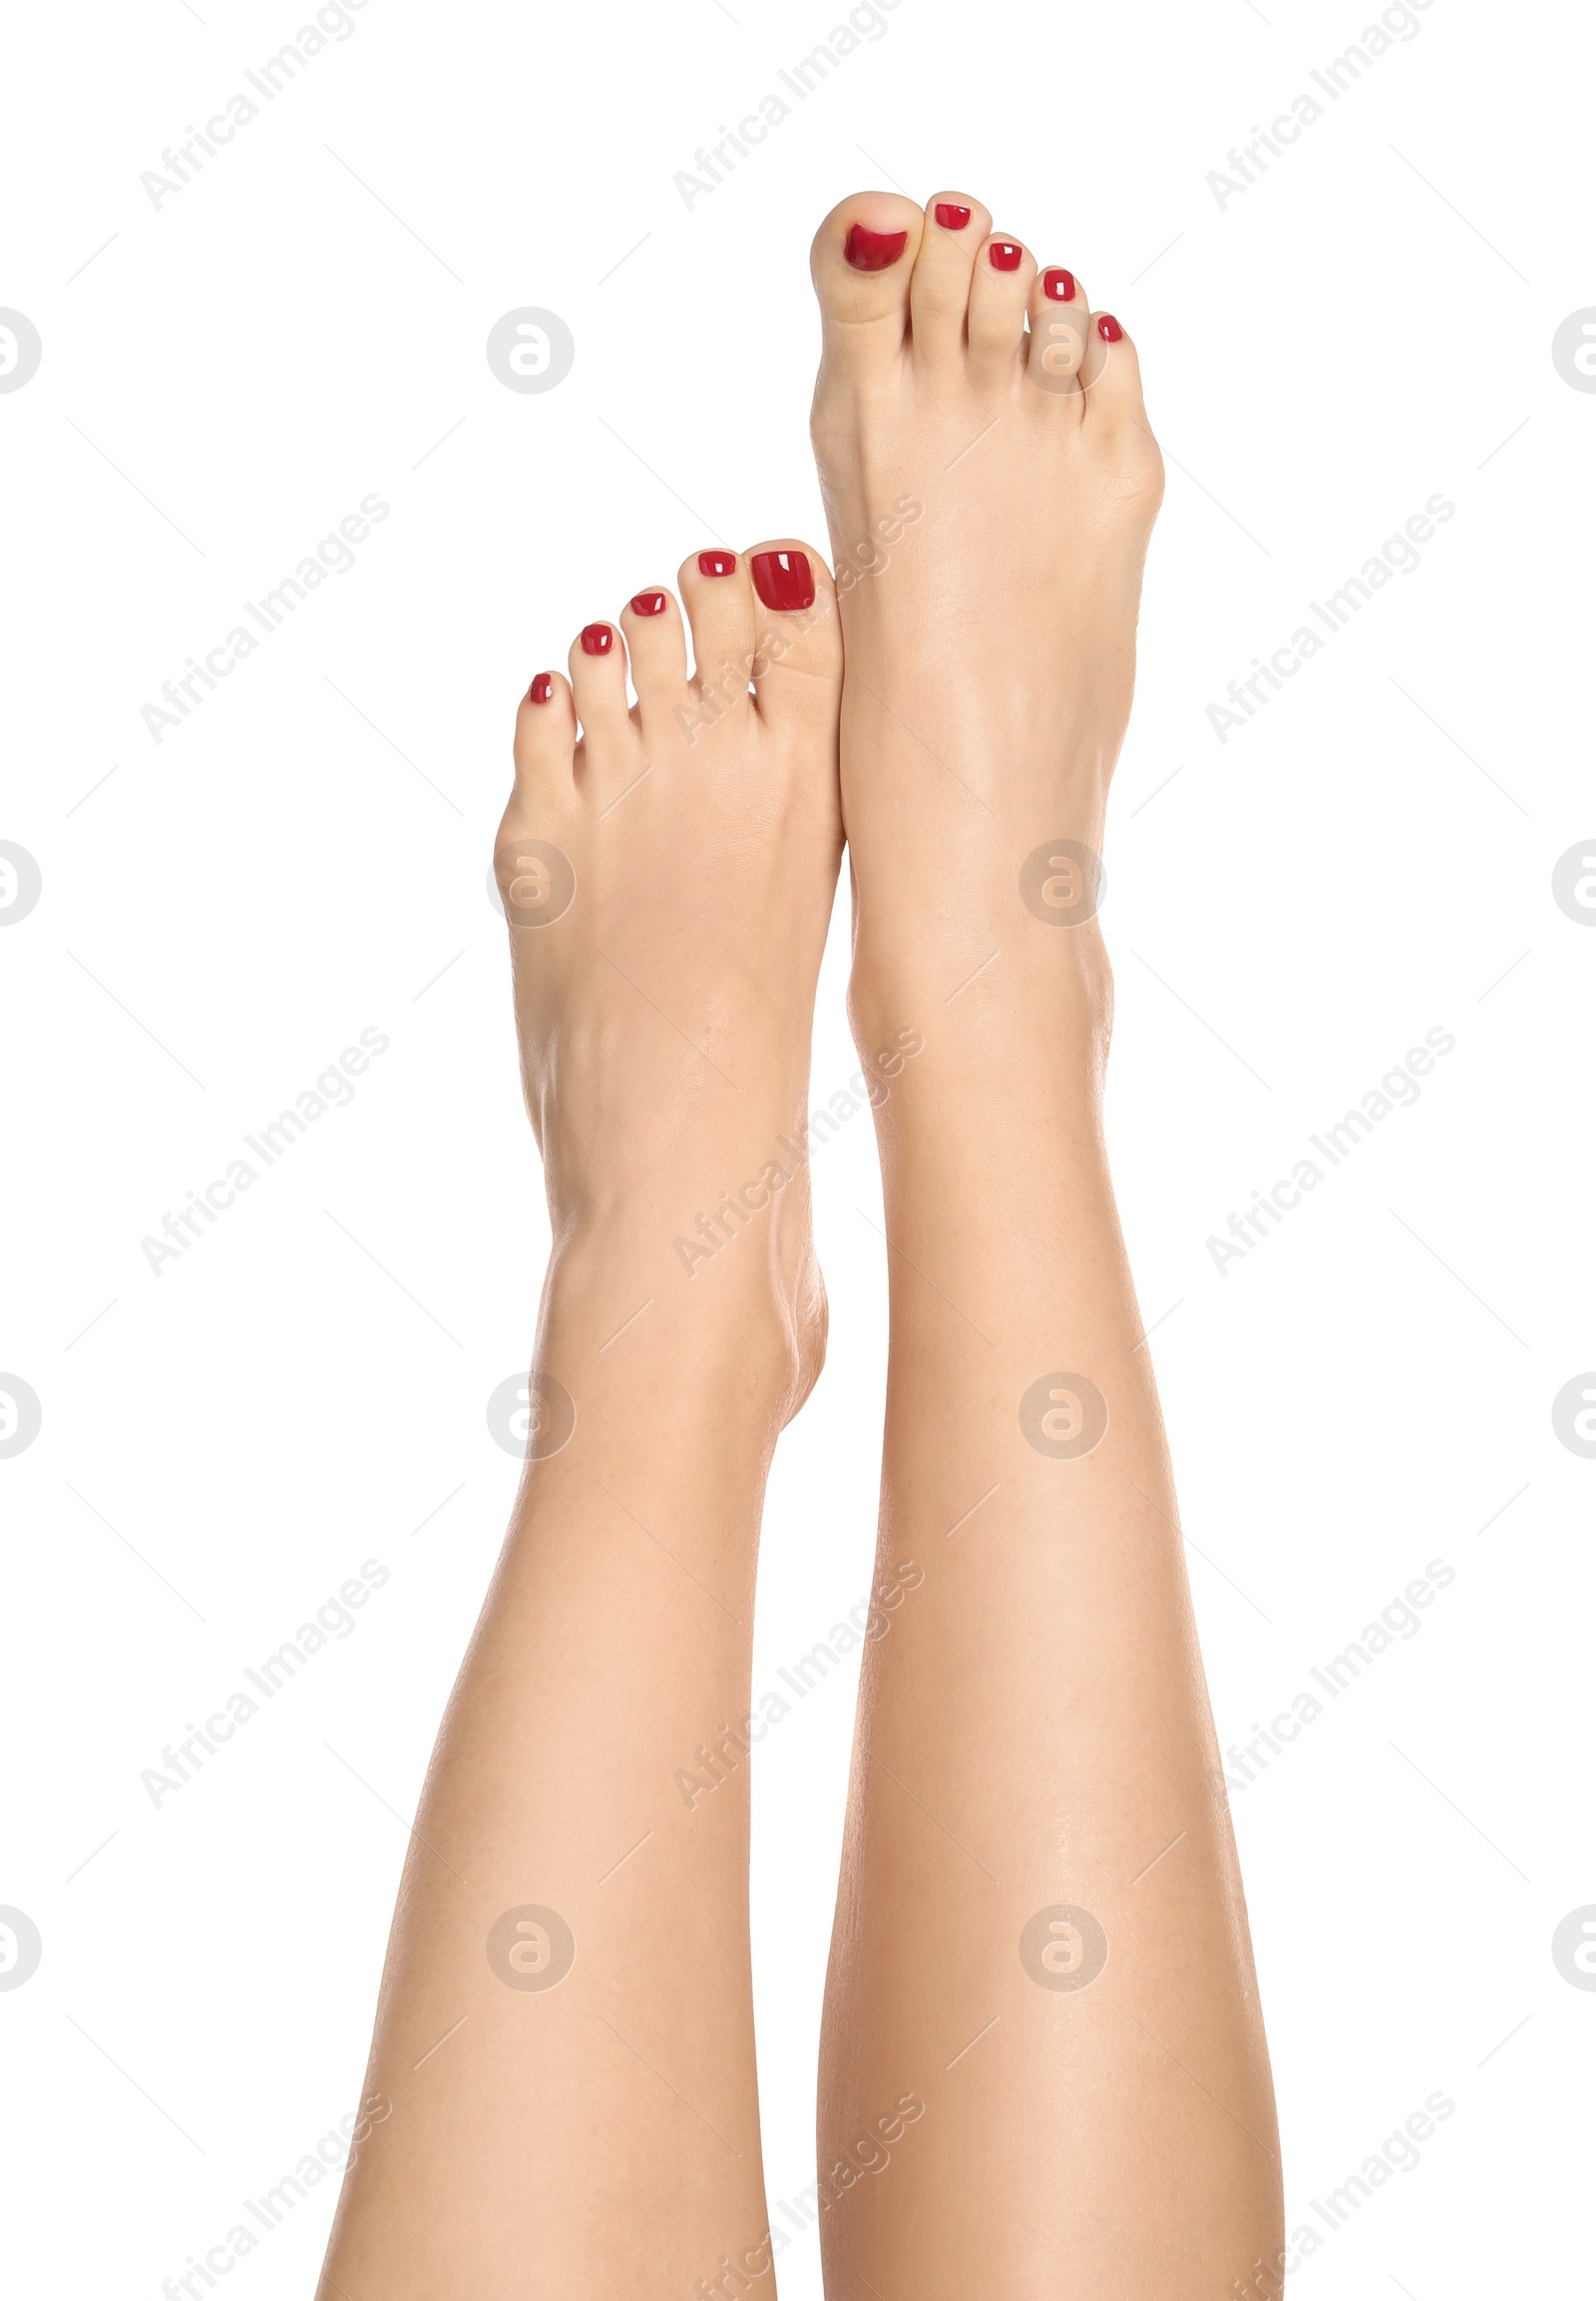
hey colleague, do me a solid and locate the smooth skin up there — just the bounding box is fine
[317,543,844,2296]
[810,191,1282,2298]
[317,187,1282,2301]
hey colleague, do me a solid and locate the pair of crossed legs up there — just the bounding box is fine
[318,189,1283,2301]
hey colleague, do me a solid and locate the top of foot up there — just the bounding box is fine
[494,541,844,1406]
[807,189,1163,1024]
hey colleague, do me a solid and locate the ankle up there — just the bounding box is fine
[850,921,1113,1087]
[543,1204,827,1426]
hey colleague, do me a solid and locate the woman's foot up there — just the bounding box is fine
[322,546,844,2301]
[809,189,1163,1037]
[495,540,843,1410]
[808,193,1281,2301]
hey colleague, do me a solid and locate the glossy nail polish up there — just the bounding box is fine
[1096,314,1123,342]
[989,240,1023,272]
[844,222,908,272]
[1042,268,1076,302]
[580,622,613,655]
[934,202,973,230]
[750,550,815,612]
[528,672,554,704]
[698,550,737,577]
[629,590,667,616]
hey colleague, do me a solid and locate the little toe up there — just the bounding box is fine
[909,191,991,366]
[501,671,577,919]
[1081,311,1162,490]
[968,231,1037,387]
[512,669,577,798]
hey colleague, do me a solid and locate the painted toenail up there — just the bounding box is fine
[1043,268,1077,302]
[990,241,1023,272]
[844,222,909,271]
[580,623,613,655]
[934,202,973,230]
[528,672,555,703]
[1096,314,1123,342]
[629,591,667,616]
[750,550,816,613]
[698,551,737,577]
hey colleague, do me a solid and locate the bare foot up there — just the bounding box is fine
[809,190,1163,1037]
[494,540,843,1408]
[320,558,843,2299]
[806,195,1281,2301]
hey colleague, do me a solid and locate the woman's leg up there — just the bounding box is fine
[318,545,843,2298]
[809,192,1283,2297]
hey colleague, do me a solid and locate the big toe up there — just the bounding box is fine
[811,191,923,386]
[745,541,842,738]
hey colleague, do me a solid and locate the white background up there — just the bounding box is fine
[2,0,1591,2292]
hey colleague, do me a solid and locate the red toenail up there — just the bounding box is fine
[580,623,613,655]
[1096,314,1123,341]
[750,550,816,613]
[1043,268,1076,302]
[844,222,909,271]
[934,202,973,230]
[989,240,1023,272]
[629,590,667,615]
[698,551,737,577]
[529,672,554,703]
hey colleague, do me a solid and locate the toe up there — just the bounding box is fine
[909,190,991,365]
[568,619,632,744]
[620,584,690,734]
[1024,265,1091,412]
[744,540,842,732]
[501,671,577,915]
[810,191,923,381]
[512,669,577,797]
[1080,311,1162,487]
[677,548,758,732]
[968,231,1036,386]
